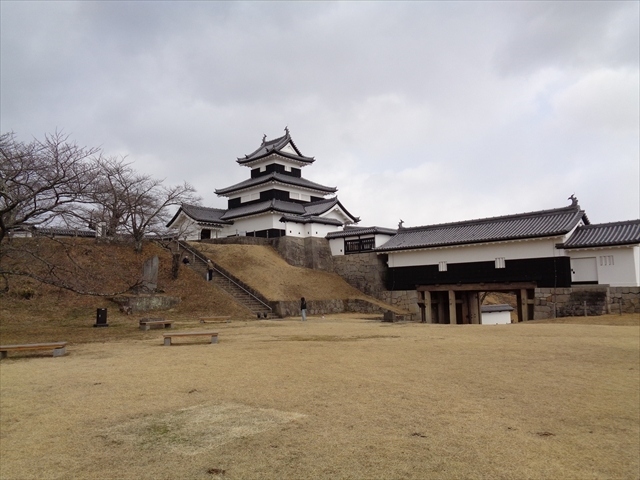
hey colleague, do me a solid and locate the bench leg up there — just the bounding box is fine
[210,336,218,344]
[53,346,66,357]
[164,338,172,346]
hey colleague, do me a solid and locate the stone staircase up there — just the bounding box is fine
[173,240,274,318]
[209,274,273,318]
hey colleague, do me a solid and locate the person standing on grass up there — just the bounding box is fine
[300,297,307,321]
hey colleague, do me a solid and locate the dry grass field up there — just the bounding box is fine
[1,314,638,480]
[1,239,639,479]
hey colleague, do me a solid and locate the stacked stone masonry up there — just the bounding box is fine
[332,252,387,297]
[270,298,391,318]
[534,286,639,319]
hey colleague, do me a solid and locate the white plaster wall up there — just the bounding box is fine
[481,311,511,325]
[329,238,344,255]
[281,221,305,237]
[569,246,640,287]
[303,223,339,238]
[282,221,340,238]
[374,234,394,248]
[387,237,564,268]
[170,214,201,241]
[220,214,280,236]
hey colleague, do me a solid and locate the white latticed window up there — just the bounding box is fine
[438,261,447,272]
[495,257,506,269]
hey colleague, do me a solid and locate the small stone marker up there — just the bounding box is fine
[142,255,159,292]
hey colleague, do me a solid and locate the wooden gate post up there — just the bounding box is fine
[448,290,457,325]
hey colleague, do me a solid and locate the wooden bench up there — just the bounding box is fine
[163,331,218,346]
[0,342,67,359]
[199,316,231,324]
[139,318,173,331]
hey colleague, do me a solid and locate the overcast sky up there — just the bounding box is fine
[2,1,638,228]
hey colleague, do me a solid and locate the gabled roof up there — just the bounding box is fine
[560,219,640,249]
[215,172,337,196]
[326,226,397,239]
[376,203,588,252]
[237,128,315,166]
[166,204,232,227]
[302,197,360,223]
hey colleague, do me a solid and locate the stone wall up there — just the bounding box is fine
[332,252,388,297]
[111,294,181,313]
[608,286,640,314]
[270,298,390,318]
[534,285,640,319]
[203,235,334,271]
[269,237,334,271]
[379,290,420,315]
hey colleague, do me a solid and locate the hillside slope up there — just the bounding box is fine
[193,243,408,315]
[0,238,255,322]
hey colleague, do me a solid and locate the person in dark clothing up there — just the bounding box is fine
[182,256,190,265]
[300,297,307,321]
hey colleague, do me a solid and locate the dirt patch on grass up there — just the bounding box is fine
[103,403,305,455]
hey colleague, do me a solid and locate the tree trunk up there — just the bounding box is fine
[171,253,180,279]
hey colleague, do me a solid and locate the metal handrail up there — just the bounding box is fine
[175,239,272,312]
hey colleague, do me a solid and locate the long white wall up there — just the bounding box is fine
[282,220,338,238]
[569,246,640,287]
[386,236,565,268]
[220,213,281,236]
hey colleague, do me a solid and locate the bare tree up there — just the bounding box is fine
[0,131,99,244]
[86,156,200,252]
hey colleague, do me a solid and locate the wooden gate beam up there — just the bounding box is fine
[417,282,536,292]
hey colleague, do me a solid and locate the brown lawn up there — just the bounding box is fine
[1,314,638,480]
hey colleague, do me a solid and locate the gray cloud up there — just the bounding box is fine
[1,1,638,227]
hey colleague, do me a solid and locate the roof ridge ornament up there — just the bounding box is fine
[398,219,405,230]
[568,194,578,206]
[284,126,289,135]
[262,134,266,144]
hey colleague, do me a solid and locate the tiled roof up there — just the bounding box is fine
[376,203,588,252]
[166,204,232,227]
[221,196,359,224]
[34,227,97,238]
[302,197,339,216]
[215,172,337,196]
[221,199,306,220]
[561,220,640,249]
[279,215,344,226]
[325,226,397,239]
[481,304,514,313]
[237,129,315,165]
